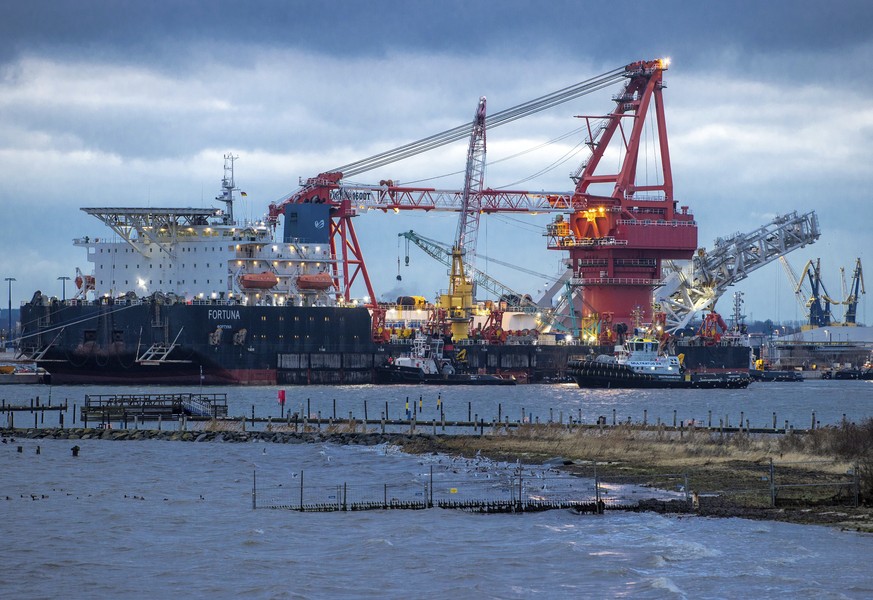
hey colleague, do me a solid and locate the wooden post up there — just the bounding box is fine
[811,411,816,430]
[707,410,711,429]
[673,410,677,428]
[252,470,257,510]
[773,412,777,430]
[769,458,776,507]
[333,398,336,420]
[468,401,471,422]
[300,470,304,511]
[612,409,616,426]
[854,462,860,508]
[380,412,385,434]
[364,400,368,422]
[643,409,647,426]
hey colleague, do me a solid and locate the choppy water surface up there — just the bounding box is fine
[3,379,873,431]
[3,435,872,599]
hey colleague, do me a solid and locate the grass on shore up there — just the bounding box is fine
[396,422,873,521]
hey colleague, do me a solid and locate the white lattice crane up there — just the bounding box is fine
[657,211,820,333]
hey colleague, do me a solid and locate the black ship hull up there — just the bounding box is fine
[20,298,754,385]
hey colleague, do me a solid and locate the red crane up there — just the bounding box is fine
[546,59,697,336]
[267,60,695,339]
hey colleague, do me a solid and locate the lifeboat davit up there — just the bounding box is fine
[239,271,279,290]
[296,272,333,291]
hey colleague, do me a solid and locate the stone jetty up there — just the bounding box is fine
[1,426,424,446]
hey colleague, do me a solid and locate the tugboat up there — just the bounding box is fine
[749,359,804,382]
[567,337,750,389]
[376,333,515,385]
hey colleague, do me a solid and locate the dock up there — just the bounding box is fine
[80,393,228,423]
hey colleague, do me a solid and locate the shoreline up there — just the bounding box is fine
[4,425,871,532]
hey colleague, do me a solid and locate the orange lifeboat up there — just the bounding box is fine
[296,272,333,291]
[239,271,279,290]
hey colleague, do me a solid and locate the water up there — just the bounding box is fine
[2,437,872,598]
[3,382,873,597]
[4,379,872,431]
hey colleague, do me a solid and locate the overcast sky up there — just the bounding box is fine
[2,0,872,325]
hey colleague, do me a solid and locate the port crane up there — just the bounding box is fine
[440,96,488,341]
[780,257,837,328]
[841,258,865,325]
[782,256,865,327]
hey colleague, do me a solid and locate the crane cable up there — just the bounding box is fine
[330,66,627,178]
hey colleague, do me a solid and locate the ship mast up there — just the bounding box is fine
[216,153,238,225]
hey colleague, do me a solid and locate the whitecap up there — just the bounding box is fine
[650,576,686,596]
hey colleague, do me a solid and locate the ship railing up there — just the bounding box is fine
[570,277,661,286]
[615,219,696,227]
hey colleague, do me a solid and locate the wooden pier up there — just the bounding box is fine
[81,393,228,423]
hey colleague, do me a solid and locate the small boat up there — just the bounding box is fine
[0,362,52,384]
[295,272,333,291]
[568,337,750,389]
[376,333,515,385]
[239,271,279,290]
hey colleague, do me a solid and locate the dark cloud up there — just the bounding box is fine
[4,0,872,68]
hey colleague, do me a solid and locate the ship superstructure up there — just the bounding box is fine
[76,154,337,307]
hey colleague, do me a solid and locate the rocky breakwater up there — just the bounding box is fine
[1,426,428,446]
